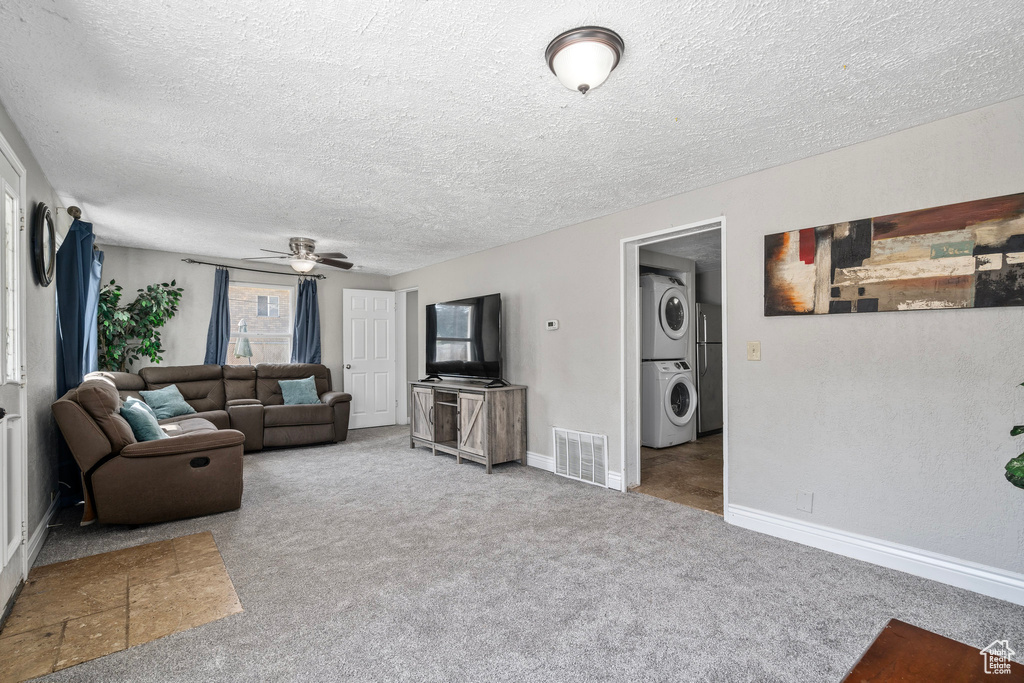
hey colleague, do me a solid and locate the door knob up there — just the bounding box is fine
[345,364,351,369]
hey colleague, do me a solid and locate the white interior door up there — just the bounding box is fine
[0,141,26,610]
[343,289,396,429]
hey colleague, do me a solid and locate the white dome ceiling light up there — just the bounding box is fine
[289,257,316,273]
[545,26,624,95]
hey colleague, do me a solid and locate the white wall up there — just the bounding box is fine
[392,95,1024,575]
[406,290,419,379]
[696,270,722,306]
[96,246,389,391]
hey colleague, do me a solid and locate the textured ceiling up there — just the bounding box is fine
[1,1,1023,275]
[645,228,722,273]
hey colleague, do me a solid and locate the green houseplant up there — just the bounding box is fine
[97,279,184,372]
[1008,383,1024,489]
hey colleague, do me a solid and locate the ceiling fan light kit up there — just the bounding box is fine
[242,237,354,272]
[545,26,624,94]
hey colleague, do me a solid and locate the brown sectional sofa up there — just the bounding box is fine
[52,377,245,525]
[100,363,352,452]
[51,363,352,525]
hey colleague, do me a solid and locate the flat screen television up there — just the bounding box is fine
[425,293,502,382]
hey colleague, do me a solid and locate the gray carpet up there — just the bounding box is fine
[33,426,1024,682]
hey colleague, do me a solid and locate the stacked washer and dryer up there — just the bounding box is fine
[640,270,698,448]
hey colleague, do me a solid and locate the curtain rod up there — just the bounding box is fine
[181,258,327,280]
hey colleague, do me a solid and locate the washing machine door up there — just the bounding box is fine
[664,374,697,427]
[659,286,689,341]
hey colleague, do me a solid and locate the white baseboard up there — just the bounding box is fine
[26,497,59,568]
[527,451,623,492]
[728,504,1024,607]
[526,450,554,472]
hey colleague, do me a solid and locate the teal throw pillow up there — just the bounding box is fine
[139,384,197,420]
[126,396,158,420]
[120,397,169,442]
[280,376,321,405]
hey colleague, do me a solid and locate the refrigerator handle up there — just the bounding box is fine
[699,342,707,377]
[701,311,708,346]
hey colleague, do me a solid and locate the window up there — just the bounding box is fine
[1,180,18,384]
[257,295,279,317]
[227,283,293,364]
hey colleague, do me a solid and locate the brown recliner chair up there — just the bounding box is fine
[52,377,245,525]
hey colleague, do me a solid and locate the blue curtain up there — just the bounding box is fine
[56,218,104,395]
[291,278,321,363]
[204,268,230,364]
[55,217,104,505]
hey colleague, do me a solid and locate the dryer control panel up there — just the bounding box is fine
[654,361,690,371]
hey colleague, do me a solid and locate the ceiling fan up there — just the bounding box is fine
[243,237,353,273]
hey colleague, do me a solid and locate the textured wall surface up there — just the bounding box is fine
[97,246,389,389]
[1,1,1023,274]
[393,96,1024,574]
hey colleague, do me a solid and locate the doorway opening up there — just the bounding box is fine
[620,218,727,516]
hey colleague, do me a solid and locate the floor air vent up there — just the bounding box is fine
[553,428,608,487]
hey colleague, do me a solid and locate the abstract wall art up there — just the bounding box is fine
[764,192,1024,316]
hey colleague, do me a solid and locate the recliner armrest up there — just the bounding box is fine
[320,391,352,407]
[227,401,264,452]
[120,429,245,458]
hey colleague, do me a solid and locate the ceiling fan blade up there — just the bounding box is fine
[318,258,354,270]
[315,251,348,259]
[242,255,289,260]
[260,249,292,255]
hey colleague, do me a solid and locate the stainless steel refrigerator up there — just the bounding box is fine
[696,304,723,434]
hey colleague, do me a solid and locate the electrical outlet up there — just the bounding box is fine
[797,490,813,513]
[747,341,761,361]
[546,320,559,330]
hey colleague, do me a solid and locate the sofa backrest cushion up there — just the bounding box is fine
[52,391,116,473]
[256,364,331,405]
[139,364,226,412]
[73,378,137,452]
[223,365,257,401]
[86,371,147,401]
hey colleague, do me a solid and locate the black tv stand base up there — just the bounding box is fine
[418,374,443,382]
[483,378,510,388]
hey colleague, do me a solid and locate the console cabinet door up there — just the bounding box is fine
[411,387,433,441]
[458,392,486,456]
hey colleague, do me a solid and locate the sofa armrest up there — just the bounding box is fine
[320,391,352,407]
[323,393,352,443]
[120,429,245,458]
[227,402,264,452]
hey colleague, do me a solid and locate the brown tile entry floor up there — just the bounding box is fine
[0,532,242,682]
[633,433,724,515]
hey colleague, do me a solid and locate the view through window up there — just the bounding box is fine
[228,283,293,364]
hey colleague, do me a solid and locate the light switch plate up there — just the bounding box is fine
[546,320,559,330]
[747,341,761,361]
[797,490,813,513]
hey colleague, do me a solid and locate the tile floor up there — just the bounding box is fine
[0,532,242,682]
[633,432,724,515]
